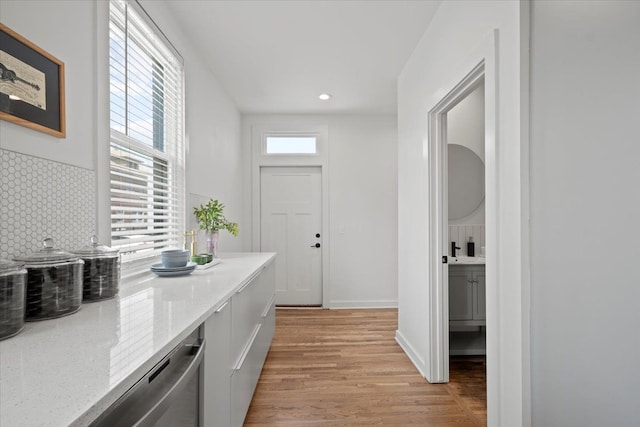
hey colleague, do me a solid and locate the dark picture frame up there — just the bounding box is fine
[0,23,66,138]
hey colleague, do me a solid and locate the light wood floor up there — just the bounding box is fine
[245,308,486,426]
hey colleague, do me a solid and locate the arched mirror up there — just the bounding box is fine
[448,144,485,220]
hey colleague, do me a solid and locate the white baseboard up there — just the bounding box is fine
[328,299,397,309]
[395,330,428,379]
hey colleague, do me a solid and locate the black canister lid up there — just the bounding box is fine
[72,235,119,258]
[14,238,79,264]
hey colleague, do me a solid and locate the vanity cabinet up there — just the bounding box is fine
[203,259,276,427]
[449,265,485,326]
[449,264,486,355]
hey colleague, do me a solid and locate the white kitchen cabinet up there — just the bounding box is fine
[230,261,275,427]
[449,265,485,326]
[203,258,276,427]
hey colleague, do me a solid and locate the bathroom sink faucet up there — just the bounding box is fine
[451,242,461,257]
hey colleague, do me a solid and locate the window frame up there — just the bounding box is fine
[262,132,321,156]
[107,0,185,264]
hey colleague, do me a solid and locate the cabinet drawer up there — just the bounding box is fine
[253,263,275,321]
[250,267,266,328]
[231,273,258,361]
[257,295,276,363]
[229,295,275,427]
[230,324,262,427]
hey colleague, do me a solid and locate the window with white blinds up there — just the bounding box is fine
[109,0,185,261]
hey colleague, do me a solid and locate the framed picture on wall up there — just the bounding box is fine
[0,23,66,138]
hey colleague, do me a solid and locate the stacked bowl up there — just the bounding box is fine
[161,250,190,268]
[151,250,196,277]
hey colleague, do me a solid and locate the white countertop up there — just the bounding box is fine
[0,252,275,427]
[449,256,486,265]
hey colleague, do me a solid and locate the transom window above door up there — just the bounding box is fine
[264,135,318,155]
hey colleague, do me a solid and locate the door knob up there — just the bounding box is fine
[316,233,321,238]
[310,243,321,248]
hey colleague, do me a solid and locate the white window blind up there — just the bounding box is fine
[109,0,185,261]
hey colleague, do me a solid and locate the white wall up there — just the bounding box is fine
[397,1,527,425]
[447,84,485,225]
[328,115,398,307]
[0,0,96,169]
[530,1,640,425]
[138,1,245,254]
[242,114,398,307]
[448,84,485,161]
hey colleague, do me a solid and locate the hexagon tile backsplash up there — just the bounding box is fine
[0,149,96,259]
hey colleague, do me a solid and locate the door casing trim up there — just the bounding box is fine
[428,62,486,384]
[251,124,330,308]
[426,30,505,424]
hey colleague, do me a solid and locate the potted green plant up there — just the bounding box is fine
[193,199,238,257]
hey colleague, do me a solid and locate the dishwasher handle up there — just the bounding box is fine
[134,340,206,427]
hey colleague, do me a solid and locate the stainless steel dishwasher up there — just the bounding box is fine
[92,327,205,427]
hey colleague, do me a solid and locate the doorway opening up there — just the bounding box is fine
[427,62,489,418]
[446,81,487,418]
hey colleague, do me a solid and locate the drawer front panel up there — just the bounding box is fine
[231,278,256,361]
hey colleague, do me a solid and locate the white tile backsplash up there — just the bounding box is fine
[0,149,96,259]
[449,224,485,257]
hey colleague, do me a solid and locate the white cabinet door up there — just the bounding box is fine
[449,265,485,323]
[203,300,231,427]
[473,271,486,320]
[449,269,473,321]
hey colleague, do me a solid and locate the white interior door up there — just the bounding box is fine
[260,167,322,305]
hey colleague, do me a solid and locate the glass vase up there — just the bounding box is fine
[206,231,220,258]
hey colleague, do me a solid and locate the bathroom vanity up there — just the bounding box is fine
[449,263,485,325]
[449,258,486,355]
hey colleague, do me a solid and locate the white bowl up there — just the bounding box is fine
[161,250,190,268]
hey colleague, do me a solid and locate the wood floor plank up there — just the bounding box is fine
[245,308,486,426]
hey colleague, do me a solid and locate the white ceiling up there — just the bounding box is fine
[162,0,441,115]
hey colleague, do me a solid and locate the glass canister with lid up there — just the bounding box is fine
[0,258,27,340]
[14,238,84,321]
[72,235,120,302]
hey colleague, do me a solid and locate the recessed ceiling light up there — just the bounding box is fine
[318,93,332,101]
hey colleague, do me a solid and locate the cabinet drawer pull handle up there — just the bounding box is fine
[236,280,252,294]
[236,269,262,293]
[214,301,228,313]
[233,325,261,371]
[261,295,276,318]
